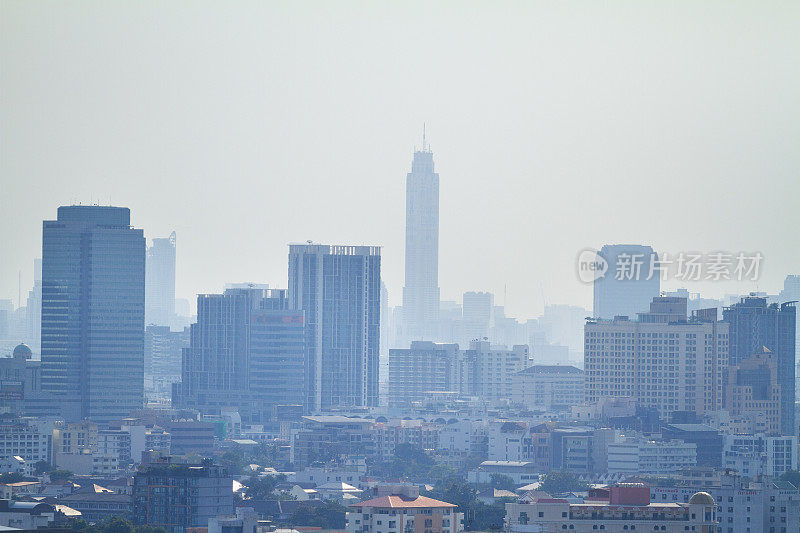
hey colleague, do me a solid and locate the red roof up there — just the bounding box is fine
[352,495,457,509]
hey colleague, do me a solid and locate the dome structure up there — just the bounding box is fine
[689,492,715,505]
[12,343,32,359]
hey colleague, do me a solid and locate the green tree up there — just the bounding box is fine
[489,473,517,491]
[540,471,589,495]
[244,473,287,500]
[134,526,168,533]
[49,469,73,481]
[289,500,347,528]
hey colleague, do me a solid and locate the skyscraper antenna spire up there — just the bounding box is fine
[422,122,426,151]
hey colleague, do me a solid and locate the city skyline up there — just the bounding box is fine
[2,2,799,319]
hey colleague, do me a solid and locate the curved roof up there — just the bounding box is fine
[12,344,32,358]
[689,492,715,505]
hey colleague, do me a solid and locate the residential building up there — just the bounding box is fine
[512,365,584,411]
[506,485,717,532]
[144,325,188,387]
[132,457,232,533]
[289,244,381,410]
[606,437,697,475]
[0,416,53,463]
[460,341,530,405]
[145,232,176,327]
[721,434,798,478]
[388,341,459,406]
[592,244,660,320]
[168,420,215,456]
[41,205,145,422]
[467,460,540,485]
[661,424,723,468]
[723,297,796,435]
[289,416,375,468]
[725,347,782,435]
[347,484,463,533]
[402,132,440,342]
[174,288,305,422]
[585,297,728,420]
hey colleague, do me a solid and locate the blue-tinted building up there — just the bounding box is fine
[593,244,660,320]
[723,296,796,435]
[288,244,381,411]
[41,206,145,422]
[174,288,305,422]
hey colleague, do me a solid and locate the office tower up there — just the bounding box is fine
[388,341,460,406]
[289,244,381,411]
[174,288,305,422]
[723,296,796,435]
[144,325,188,386]
[41,206,145,422]
[380,281,389,386]
[593,244,660,320]
[585,297,728,420]
[133,457,233,531]
[145,231,176,326]
[402,132,440,342]
[462,291,493,343]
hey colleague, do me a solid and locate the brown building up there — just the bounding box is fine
[725,347,781,435]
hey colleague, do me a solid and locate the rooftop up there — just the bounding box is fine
[352,495,457,509]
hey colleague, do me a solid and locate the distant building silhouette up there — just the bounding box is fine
[462,291,493,343]
[402,131,440,342]
[593,244,660,320]
[289,243,381,411]
[723,296,796,435]
[145,231,176,326]
[41,206,145,422]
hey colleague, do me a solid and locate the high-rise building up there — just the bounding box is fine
[462,291,493,343]
[388,341,460,407]
[144,325,188,387]
[402,132,440,342]
[288,244,381,411]
[585,297,728,420]
[460,340,530,405]
[41,206,145,422]
[723,296,796,435]
[593,244,660,320]
[174,288,305,422]
[145,231,176,327]
[24,259,42,355]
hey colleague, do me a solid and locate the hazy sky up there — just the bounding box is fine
[2,1,798,318]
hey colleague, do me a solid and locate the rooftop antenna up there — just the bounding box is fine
[422,122,427,152]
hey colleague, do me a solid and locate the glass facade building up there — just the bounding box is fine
[41,206,145,422]
[289,244,381,411]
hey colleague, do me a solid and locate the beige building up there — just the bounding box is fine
[506,484,718,532]
[347,485,463,533]
[725,347,781,435]
[584,297,728,419]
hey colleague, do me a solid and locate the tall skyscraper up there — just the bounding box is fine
[25,259,42,355]
[289,244,381,411]
[462,291,493,343]
[723,296,796,435]
[41,206,145,422]
[593,244,660,320]
[174,288,305,423]
[145,231,176,327]
[402,130,440,342]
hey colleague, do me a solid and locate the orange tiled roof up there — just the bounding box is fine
[352,495,457,509]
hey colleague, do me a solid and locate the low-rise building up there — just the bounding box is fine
[506,485,718,532]
[0,416,54,464]
[347,485,463,533]
[467,461,540,485]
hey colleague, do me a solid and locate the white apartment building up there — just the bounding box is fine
[585,297,728,419]
[512,365,584,411]
[0,418,54,464]
[461,341,530,405]
[607,437,697,475]
[722,434,798,478]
